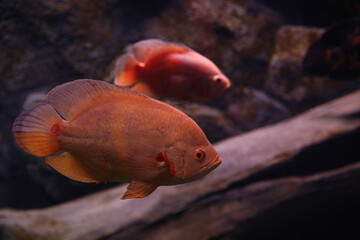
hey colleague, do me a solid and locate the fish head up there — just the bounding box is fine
[302,41,333,75]
[205,73,231,97]
[187,52,231,99]
[183,143,221,182]
[165,118,221,183]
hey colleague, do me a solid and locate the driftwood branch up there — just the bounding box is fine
[1,90,360,240]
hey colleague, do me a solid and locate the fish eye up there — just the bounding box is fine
[194,149,206,160]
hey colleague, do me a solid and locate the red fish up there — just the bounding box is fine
[113,39,231,100]
[12,79,221,199]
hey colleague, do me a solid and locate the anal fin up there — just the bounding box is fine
[121,181,158,200]
[45,152,105,183]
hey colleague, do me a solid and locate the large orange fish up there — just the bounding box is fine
[12,79,221,199]
[113,39,231,100]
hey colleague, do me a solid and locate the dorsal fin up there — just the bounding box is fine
[46,79,146,120]
[127,39,190,63]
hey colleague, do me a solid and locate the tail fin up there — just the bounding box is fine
[113,54,158,97]
[113,53,142,87]
[12,102,64,157]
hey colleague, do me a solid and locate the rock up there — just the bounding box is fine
[224,86,289,130]
[265,25,360,112]
[166,101,240,143]
[257,0,360,27]
[1,89,360,240]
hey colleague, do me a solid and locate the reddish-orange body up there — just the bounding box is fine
[114,39,231,100]
[13,80,221,199]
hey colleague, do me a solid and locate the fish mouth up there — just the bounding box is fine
[204,155,222,172]
[213,75,231,89]
[182,155,222,182]
[224,79,231,89]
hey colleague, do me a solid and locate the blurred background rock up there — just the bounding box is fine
[1,0,360,209]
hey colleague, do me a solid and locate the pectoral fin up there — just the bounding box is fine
[121,181,158,200]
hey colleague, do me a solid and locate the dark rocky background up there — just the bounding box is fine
[0,0,360,238]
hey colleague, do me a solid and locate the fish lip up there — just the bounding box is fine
[204,155,222,171]
[213,75,231,89]
[182,155,221,181]
[225,79,231,88]
[222,76,231,89]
